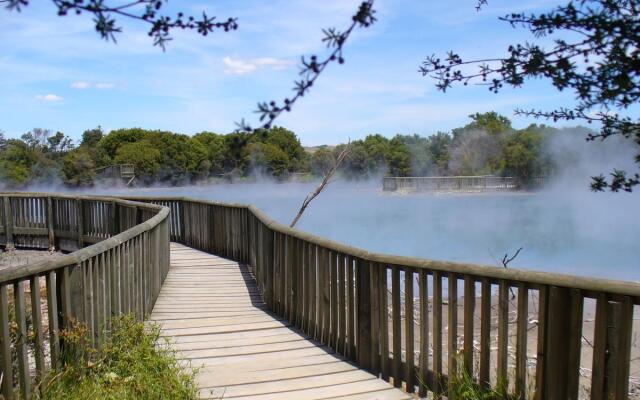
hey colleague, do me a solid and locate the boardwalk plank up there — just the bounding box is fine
[152,243,409,400]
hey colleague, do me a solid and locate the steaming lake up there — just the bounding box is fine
[93,182,639,282]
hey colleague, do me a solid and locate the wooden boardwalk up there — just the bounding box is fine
[150,243,410,400]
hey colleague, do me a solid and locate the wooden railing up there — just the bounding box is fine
[383,176,518,192]
[131,196,639,400]
[0,193,170,399]
[4,194,638,399]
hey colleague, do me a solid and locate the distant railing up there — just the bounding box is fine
[0,193,170,399]
[128,196,640,400]
[383,176,518,192]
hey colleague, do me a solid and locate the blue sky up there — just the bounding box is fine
[0,0,580,145]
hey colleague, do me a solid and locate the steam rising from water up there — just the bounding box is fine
[17,127,640,281]
[89,181,639,282]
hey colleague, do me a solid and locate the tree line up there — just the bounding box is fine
[0,112,586,188]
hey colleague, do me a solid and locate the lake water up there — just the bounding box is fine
[89,181,640,282]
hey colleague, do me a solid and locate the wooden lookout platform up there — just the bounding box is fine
[151,243,409,400]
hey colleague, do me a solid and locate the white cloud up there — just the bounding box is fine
[35,94,63,102]
[71,81,90,89]
[71,81,115,90]
[95,82,115,89]
[222,56,292,75]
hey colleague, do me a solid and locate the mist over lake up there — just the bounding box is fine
[89,181,640,282]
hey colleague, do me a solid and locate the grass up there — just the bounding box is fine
[37,315,198,400]
[419,355,525,400]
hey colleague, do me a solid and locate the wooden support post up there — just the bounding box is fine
[541,286,583,400]
[76,199,84,248]
[47,197,55,250]
[0,284,14,399]
[356,259,372,371]
[3,197,14,250]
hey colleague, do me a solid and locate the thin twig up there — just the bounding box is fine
[290,143,351,227]
[502,247,523,299]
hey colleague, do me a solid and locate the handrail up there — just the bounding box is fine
[128,196,640,299]
[382,175,518,192]
[129,195,639,399]
[0,196,167,283]
[0,193,170,399]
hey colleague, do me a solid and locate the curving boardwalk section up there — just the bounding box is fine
[151,243,410,400]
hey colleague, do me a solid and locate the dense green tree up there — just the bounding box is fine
[0,131,6,151]
[263,127,306,172]
[421,0,640,192]
[114,141,162,182]
[193,132,226,175]
[309,147,336,176]
[386,136,412,176]
[245,142,290,178]
[98,128,147,160]
[62,150,96,186]
[499,127,546,184]
[466,112,512,136]
[0,139,38,187]
[81,127,104,148]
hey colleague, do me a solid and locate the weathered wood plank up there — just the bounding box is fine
[150,243,408,400]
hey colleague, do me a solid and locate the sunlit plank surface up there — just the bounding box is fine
[151,243,410,400]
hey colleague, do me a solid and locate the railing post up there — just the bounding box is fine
[3,197,14,250]
[47,197,55,250]
[540,286,583,400]
[76,199,84,248]
[111,201,119,236]
[357,259,372,371]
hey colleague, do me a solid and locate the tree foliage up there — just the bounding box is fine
[420,0,640,192]
[0,113,596,188]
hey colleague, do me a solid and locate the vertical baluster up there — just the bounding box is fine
[338,253,346,356]
[614,297,634,400]
[391,266,401,387]
[380,265,390,381]
[14,281,31,398]
[497,280,509,388]
[405,268,415,393]
[433,271,443,397]
[418,270,429,396]
[347,256,355,360]
[330,251,339,350]
[322,249,330,344]
[479,279,491,390]
[46,272,59,370]
[463,276,475,377]
[448,272,458,391]
[30,276,45,382]
[0,283,14,399]
[370,262,380,375]
[591,294,608,400]
[516,283,528,399]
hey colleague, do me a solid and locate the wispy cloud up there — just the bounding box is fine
[222,56,292,75]
[95,82,115,89]
[35,94,63,102]
[71,81,90,89]
[71,81,115,90]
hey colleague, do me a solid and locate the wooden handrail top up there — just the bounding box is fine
[0,193,169,284]
[124,195,640,300]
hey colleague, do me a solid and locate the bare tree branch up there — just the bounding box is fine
[290,142,351,228]
[502,246,523,299]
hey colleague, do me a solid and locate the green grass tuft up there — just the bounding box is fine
[37,315,198,400]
